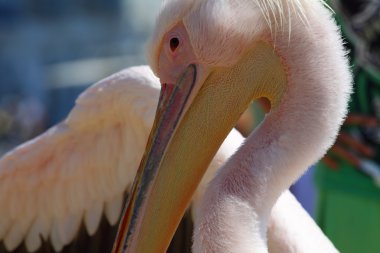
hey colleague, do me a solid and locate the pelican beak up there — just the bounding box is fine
[112,64,201,253]
[112,41,287,253]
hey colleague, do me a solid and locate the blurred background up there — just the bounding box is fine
[0,0,160,153]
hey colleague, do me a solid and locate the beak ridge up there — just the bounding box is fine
[112,65,197,253]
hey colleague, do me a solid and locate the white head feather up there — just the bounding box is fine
[147,0,328,73]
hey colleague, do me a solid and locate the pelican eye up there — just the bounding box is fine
[170,37,180,52]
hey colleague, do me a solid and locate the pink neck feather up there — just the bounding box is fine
[193,3,352,252]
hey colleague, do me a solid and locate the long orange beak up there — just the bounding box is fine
[112,42,287,253]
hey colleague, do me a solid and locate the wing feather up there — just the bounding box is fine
[84,201,103,236]
[25,222,42,252]
[4,221,27,251]
[0,66,160,252]
[50,221,63,252]
[104,194,124,226]
[25,215,50,252]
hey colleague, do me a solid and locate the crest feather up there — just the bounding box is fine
[248,0,330,41]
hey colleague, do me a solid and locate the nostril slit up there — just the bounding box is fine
[170,37,180,52]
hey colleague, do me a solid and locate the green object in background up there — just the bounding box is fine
[316,161,380,253]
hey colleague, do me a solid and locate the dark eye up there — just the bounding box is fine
[170,37,180,52]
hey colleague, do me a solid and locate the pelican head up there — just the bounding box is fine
[112,0,350,252]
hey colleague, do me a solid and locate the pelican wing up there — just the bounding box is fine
[0,66,160,252]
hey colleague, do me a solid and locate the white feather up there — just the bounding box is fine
[59,213,82,246]
[0,66,160,252]
[4,221,28,251]
[25,222,42,253]
[25,215,53,252]
[84,202,103,236]
[32,212,52,241]
[105,194,124,226]
[50,220,64,252]
[0,219,11,239]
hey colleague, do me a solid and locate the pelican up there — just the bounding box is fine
[111,0,352,252]
[0,65,337,253]
[0,0,351,253]
[0,65,240,252]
